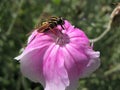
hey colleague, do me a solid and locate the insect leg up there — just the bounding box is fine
[49,27,57,35]
[60,24,65,30]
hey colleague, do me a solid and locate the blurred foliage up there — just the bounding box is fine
[0,0,120,90]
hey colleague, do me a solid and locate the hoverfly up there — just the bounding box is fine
[35,16,65,34]
[28,16,65,44]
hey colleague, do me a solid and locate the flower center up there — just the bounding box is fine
[55,31,70,46]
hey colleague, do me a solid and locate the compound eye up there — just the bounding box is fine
[60,19,65,25]
[60,17,65,24]
[57,19,62,24]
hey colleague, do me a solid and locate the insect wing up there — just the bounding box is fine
[37,23,50,32]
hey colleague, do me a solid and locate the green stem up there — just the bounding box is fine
[89,19,112,43]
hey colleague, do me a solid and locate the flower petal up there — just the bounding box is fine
[19,47,49,86]
[26,33,54,50]
[80,49,100,78]
[27,30,38,44]
[58,46,85,90]
[15,32,54,60]
[43,44,69,90]
[68,28,89,47]
[63,45,88,79]
[68,28,89,39]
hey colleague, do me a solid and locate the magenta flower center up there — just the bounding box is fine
[55,30,70,46]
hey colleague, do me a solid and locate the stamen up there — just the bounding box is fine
[55,30,70,46]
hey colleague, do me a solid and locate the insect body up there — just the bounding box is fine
[36,17,65,34]
[28,17,65,44]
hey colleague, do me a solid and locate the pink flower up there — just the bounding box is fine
[15,20,100,90]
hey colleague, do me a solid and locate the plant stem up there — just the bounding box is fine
[89,19,112,43]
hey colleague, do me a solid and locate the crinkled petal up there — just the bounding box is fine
[68,28,89,40]
[27,30,38,44]
[26,32,54,50]
[62,45,87,80]
[15,31,55,86]
[58,46,83,90]
[15,31,53,60]
[43,44,69,90]
[19,47,48,86]
[14,44,50,60]
[80,58,100,78]
[80,49,100,78]
[67,27,89,48]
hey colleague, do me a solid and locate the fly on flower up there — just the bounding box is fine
[35,16,65,34]
[28,16,65,44]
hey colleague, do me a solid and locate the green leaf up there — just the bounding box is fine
[52,0,61,5]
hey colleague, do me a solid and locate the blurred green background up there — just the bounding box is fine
[0,0,120,90]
